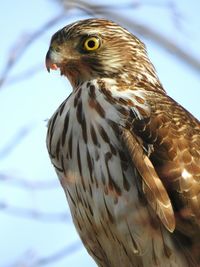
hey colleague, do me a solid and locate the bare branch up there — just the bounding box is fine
[0,12,65,88]
[0,123,35,159]
[0,173,59,190]
[1,1,199,90]
[4,64,43,86]
[6,242,82,267]
[36,241,82,266]
[59,0,179,12]
[167,0,184,29]
[0,201,70,222]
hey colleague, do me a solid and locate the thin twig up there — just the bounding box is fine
[1,1,199,89]
[6,241,82,267]
[0,173,59,190]
[0,12,66,88]
[0,201,70,222]
[0,123,35,159]
[4,64,43,86]
[36,241,82,266]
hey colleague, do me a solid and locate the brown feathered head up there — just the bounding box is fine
[46,18,160,88]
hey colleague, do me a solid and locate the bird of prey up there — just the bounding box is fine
[45,19,200,267]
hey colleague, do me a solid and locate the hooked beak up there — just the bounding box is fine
[45,49,60,72]
[45,46,80,88]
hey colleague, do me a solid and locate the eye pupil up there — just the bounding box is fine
[83,37,100,51]
[87,40,95,48]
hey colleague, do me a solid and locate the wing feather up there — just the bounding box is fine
[122,128,175,232]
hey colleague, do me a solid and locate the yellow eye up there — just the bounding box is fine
[83,37,100,51]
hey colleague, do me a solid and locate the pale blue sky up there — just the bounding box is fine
[0,1,200,266]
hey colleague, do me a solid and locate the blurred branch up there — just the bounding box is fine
[0,12,66,88]
[1,1,199,89]
[0,1,199,267]
[60,0,181,13]
[7,241,82,267]
[5,64,43,86]
[36,241,82,266]
[167,0,184,29]
[0,173,59,190]
[0,201,69,222]
[0,123,35,159]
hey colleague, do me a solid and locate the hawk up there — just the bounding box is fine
[45,19,200,266]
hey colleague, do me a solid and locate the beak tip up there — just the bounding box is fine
[45,49,60,72]
[45,50,53,73]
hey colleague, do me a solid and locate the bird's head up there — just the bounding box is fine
[46,18,160,89]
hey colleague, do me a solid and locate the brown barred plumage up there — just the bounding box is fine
[45,19,200,266]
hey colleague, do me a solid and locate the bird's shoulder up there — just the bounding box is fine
[123,88,200,233]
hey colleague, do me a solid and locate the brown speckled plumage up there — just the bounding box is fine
[46,19,200,266]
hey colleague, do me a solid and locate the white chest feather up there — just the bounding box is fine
[46,79,188,267]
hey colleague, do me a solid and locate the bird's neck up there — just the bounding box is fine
[65,61,165,94]
[105,70,165,95]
